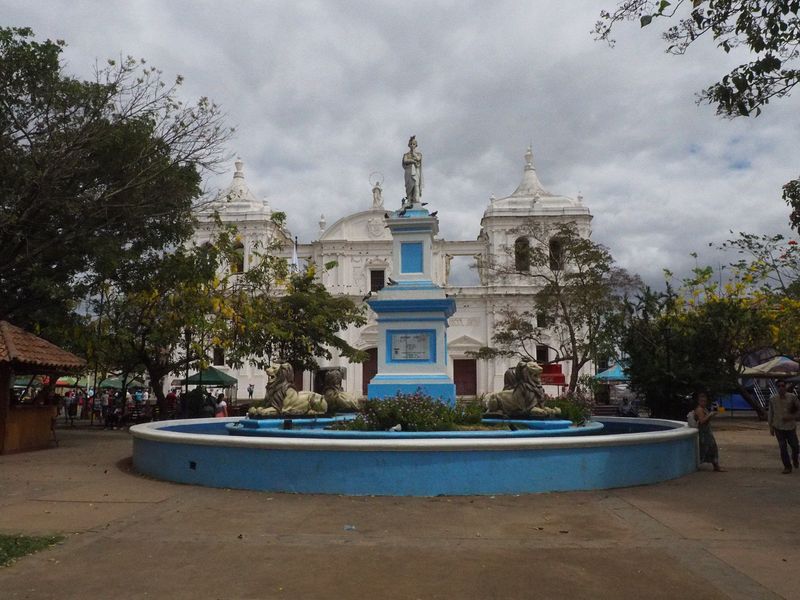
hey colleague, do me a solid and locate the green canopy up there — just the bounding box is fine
[182,366,237,387]
[99,377,145,389]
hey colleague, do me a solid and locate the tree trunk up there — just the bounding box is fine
[568,361,581,394]
[736,382,766,420]
[145,364,168,421]
[0,365,12,455]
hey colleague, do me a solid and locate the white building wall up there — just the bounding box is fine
[193,148,596,400]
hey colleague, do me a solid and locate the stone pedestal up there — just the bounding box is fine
[367,206,457,403]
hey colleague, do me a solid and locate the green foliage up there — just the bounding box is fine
[716,231,800,362]
[183,387,216,418]
[719,231,800,295]
[226,266,368,372]
[0,534,63,567]
[785,179,800,231]
[596,1,800,118]
[620,275,772,418]
[337,392,482,432]
[90,216,366,405]
[477,222,639,391]
[595,3,800,230]
[0,27,231,331]
[212,222,368,371]
[87,240,223,406]
[545,394,593,426]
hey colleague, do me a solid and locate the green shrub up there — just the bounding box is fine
[184,387,216,418]
[545,392,593,426]
[336,391,480,432]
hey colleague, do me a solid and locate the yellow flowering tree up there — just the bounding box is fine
[622,264,773,418]
[93,211,367,412]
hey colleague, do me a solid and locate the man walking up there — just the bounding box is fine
[768,381,800,474]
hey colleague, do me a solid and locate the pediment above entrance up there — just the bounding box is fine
[447,334,484,351]
[319,209,392,242]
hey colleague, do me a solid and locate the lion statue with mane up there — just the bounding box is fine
[322,369,363,413]
[482,360,558,419]
[249,362,327,418]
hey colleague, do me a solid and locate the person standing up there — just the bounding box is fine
[215,393,228,418]
[693,392,724,472]
[768,380,800,474]
[65,391,76,426]
[247,383,254,400]
[100,390,110,427]
[165,389,178,419]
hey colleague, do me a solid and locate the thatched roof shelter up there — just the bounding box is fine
[0,321,86,454]
[0,321,86,374]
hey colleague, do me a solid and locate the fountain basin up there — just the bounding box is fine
[130,416,697,496]
[224,416,603,438]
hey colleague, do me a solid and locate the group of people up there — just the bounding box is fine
[692,381,800,474]
[58,387,166,428]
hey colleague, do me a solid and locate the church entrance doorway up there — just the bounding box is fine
[453,359,477,396]
[362,348,378,396]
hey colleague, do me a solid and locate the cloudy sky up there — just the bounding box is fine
[4,0,798,285]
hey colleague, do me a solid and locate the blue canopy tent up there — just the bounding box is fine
[595,363,629,383]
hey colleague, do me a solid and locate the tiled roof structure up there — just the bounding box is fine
[0,321,86,372]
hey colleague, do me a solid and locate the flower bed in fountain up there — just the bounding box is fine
[246,390,594,431]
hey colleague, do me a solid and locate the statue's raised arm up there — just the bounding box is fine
[402,135,423,205]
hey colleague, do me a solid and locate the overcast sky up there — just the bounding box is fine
[4,0,798,286]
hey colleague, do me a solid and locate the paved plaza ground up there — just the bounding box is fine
[0,419,798,599]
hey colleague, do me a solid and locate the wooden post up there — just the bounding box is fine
[0,364,13,455]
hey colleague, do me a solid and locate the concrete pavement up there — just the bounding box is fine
[0,419,798,599]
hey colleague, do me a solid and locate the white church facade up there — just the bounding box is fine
[193,146,593,400]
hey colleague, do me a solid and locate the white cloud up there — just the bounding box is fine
[3,0,798,287]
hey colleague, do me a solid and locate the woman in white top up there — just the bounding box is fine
[215,393,228,418]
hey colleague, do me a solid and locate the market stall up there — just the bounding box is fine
[0,321,86,454]
[182,366,238,396]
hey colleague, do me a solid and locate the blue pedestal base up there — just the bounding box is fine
[368,376,456,404]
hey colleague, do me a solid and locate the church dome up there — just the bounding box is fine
[201,157,273,216]
[196,157,292,244]
[483,145,589,219]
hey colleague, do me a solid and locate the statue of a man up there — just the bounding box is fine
[402,136,423,204]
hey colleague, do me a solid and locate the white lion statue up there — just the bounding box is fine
[482,360,560,419]
[248,362,327,418]
[322,369,363,413]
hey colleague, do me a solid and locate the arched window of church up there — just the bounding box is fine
[231,241,245,273]
[549,238,564,271]
[514,237,530,272]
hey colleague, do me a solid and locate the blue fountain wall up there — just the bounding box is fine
[131,417,698,496]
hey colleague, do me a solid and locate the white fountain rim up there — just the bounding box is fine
[130,417,696,452]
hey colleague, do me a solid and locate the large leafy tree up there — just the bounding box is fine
[621,285,692,419]
[91,216,367,410]
[719,231,800,356]
[477,223,639,392]
[90,242,221,410]
[217,215,368,372]
[0,27,230,331]
[622,266,774,418]
[595,2,800,226]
